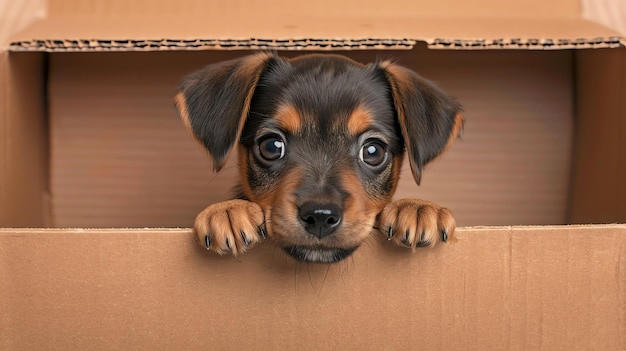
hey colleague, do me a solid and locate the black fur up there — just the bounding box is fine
[177,53,461,181]
[379,63,463,184]
[175,52,462,263]
[177,54,277,171]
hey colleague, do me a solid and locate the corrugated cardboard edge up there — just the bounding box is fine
[9,38,417,51]
[2,225,624,256]
[6,14,624,51]
[428,36,624,49]
[2,223,625,235]
[7,36,625,52]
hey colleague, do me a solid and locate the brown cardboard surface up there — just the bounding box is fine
[391,49,574,226]
[48,51,238,228]
[570,48,626,223]
[1,225,625,350]
[0,53,7,220]
[0,52,48,227]
[582,0,626,35]
[0,0,45,47]
[46,0,582,18]
[0,1,626,349]
[9,17,622,51]
[48,49,573,228]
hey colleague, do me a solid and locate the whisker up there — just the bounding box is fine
[318,263,331,297]
[249,111,274,119]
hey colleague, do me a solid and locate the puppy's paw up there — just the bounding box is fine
[378,199,455,249]
[194,199,266,256]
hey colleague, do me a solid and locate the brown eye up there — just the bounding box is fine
[359,140,387,168]
[258,135,286,161]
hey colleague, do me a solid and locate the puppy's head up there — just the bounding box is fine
[175,52,462,263]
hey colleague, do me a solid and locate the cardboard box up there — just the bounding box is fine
[1,0,625,349]
[2,225,624,350]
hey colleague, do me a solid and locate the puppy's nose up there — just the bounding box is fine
[298,202,342,239]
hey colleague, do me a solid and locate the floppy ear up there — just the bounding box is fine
[174,52,276,171]
[379,61,463,185]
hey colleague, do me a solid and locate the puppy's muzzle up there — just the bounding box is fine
[298,202,342,239]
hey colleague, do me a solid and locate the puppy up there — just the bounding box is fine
[175,52,463,264]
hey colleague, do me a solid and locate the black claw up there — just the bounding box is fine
[441,229,448,243]
[417,231,430,247]
[225,237,232,251]
[417,240,431,247]
[240,231,250,246]
[204,235,212,249]
[258,224,267,239]
[387,226,393,240]
[401,230,411,246]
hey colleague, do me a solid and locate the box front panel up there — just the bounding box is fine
[2,226,625,350]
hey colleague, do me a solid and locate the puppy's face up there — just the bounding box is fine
[238,55,403,262]
[176,53,462,263]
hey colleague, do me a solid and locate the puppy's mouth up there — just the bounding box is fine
[282,245,358,264]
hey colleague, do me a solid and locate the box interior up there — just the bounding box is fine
[2,0,625,228]
[3,46,626,228]
[570,48,626,222]
[46,48,577,228]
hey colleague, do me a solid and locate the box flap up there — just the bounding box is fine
[1,225,625,349]
[46,0,584,19]
[8,16,623,51]
[0,0,45,47]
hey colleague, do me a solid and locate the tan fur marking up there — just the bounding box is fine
[338,171,389,248]
[238,144,253,199]
[233,52,276,159]
[252,167,302,211]
[442,112,465,153]
[346,105,373,136]
[389,155,404,195]
[274,104,302,134]
[252,167,303,246]
[237,52,274,79]
[430,112,465,164]
[342,171,387,216]
[380,63,413,125]
[174,92,192,134]
[379,62,418,182]
[174,92,207,152]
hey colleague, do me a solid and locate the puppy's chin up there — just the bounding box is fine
[282,245,358,264]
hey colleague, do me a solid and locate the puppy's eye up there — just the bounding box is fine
[359,140,388,168]
[258,135,286,161]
